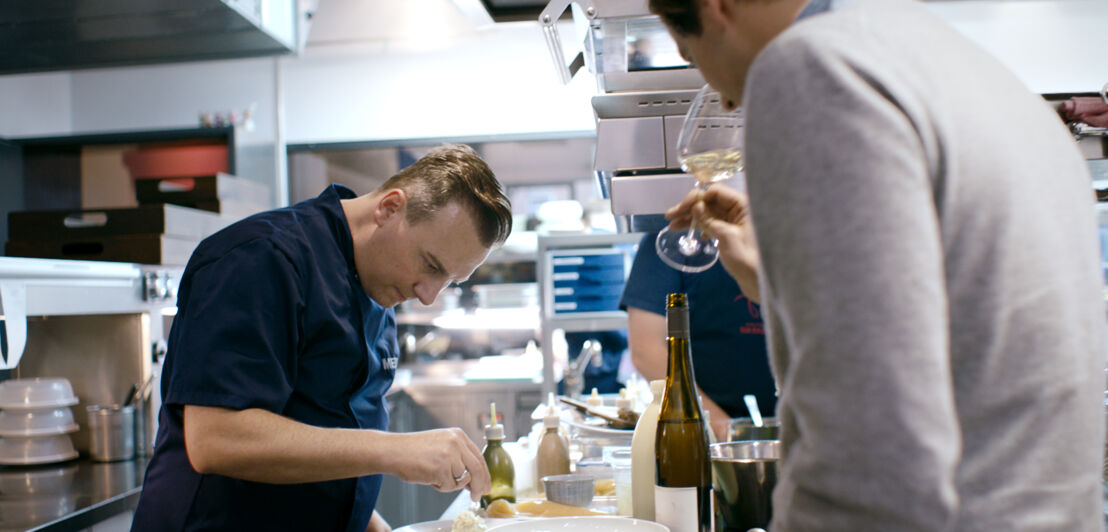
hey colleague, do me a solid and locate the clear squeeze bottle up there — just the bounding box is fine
[535,393,570,491]
[631,379,666,520]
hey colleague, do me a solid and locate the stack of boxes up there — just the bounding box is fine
[5,144,269,265]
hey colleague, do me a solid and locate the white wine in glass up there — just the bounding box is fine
[656,86,745,272]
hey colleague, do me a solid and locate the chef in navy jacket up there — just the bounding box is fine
[132,145,513,532]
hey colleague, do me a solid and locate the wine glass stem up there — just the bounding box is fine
[685,183,709,241]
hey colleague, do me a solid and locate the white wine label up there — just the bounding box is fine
[655,485,698,532]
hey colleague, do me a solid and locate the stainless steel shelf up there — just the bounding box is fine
[546,312,629,332]
[0,257,178,370]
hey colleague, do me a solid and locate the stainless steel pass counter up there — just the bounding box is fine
[0,457,147,531]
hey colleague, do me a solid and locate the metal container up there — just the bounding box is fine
[727,416,780,442]
[710,440,780,532]
[85,405,134,462]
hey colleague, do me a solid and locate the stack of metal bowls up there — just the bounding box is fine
[712,416,781,531]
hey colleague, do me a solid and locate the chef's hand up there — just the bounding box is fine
[667,184,762,303]
[365,510,391,532]
[388,428,491,501]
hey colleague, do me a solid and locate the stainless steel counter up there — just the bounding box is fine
[0,457,147,532]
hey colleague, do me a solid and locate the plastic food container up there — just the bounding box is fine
[0,407,78,437]
[0,434,78,466]
[0,378,78,410]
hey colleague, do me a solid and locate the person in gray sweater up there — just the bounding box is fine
[655,0,1106,529]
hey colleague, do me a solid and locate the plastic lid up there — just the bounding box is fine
[616,389,632,410]
[586,387,602,407]
[544,394,560,428]
[485,402,505,440]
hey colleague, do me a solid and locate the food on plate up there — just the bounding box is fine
[485,498,517,518]
[515,499,608,517]
[451,510,487,532]
[594,478,616,496]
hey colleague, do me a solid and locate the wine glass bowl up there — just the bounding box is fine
[656,85,746,272]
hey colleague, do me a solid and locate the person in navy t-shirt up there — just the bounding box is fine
[132,145,513,532]
[620,213,775,441]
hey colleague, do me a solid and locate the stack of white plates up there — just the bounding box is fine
[0,379,79,465]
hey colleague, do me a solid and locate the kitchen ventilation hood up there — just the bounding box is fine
[0,0,311,75]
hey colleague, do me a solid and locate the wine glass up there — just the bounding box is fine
[655,84,746,272]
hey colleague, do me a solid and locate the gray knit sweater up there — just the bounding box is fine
[744,1,1105,530]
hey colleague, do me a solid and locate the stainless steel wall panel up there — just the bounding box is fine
[595,117,665,172]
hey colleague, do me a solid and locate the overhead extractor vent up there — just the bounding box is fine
[0,0,307,75]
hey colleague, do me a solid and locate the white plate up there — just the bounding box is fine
[490,516,668,531]
[393,520,453,532]
[393,518,523,532]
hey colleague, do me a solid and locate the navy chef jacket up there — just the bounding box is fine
[132,185,398,532]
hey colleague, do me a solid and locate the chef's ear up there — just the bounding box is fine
[374,189,408,225]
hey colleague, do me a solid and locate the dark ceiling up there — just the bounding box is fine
[480,0,551,22]
[0,0,296,75]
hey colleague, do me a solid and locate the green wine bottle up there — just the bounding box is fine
[654,293,711,532]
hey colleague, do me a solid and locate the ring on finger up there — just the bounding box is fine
[454,469,468,484]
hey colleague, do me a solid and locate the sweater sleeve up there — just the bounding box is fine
[744,28,960,531]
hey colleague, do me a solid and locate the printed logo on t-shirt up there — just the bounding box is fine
[733,294,764,335]
[383,354,399,371]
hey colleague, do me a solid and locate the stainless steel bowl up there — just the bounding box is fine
[542,473,595,507]
[711,440,780,531]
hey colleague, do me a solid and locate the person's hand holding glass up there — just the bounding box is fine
[655,84,746,272]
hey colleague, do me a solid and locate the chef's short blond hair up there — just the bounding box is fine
[378,144,513,248]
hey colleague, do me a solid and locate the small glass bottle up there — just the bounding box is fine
[482,402,516,508]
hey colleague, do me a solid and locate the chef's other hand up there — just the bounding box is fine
[365,510,391,532]
[389,428,491,501]
[666,184,762,302]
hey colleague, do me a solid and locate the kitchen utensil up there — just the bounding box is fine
[0,407,78,437]
[541,473,596,507]
[0,434,78,465]
[559,397,636,429]
[121,383,140,408]
[0,378,78,410]
[711,440,780,532]
[86,405,134,462]
[743,394,763,427]
[727,417,779,442]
